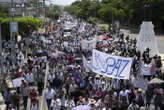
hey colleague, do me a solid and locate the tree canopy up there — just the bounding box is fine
[0,17,43,39]
[0,4,8,18]
[64,0,164,32]
[47,5,61,20]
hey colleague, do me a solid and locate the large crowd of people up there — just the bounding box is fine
[0,13,164,110]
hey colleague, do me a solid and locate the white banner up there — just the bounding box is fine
[140,61,154,75]
[78,22,85,33]
[133,78,148,90]
[136,22,159,57]
[81,39,97,50]
[92,49,133,79]
[82,55,92,71]
[12,77,26,88]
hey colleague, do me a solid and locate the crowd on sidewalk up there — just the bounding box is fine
[0,13,164,110]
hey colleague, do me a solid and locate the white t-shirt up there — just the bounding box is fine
[69,84,77,94]
[119,90,129,102]
[45,89,56,100]
[29,73,35,83]
[50,99,61,110]
[151,106,161,110]
[102,108,111,110]
[30,104,38,110]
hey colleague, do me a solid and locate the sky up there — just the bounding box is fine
[50,0,77,6]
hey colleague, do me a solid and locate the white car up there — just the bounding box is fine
[64,32,71,37]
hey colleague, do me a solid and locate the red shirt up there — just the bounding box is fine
[68,56,74,63]
[17,71,22,78]
[30,91,37,100]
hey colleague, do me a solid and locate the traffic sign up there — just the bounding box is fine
[10,21,18,33]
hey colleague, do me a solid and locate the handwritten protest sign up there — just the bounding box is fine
[92,49,133,79]
[12,77,26,87]
[140,61,155,75]
[133,78,148,90]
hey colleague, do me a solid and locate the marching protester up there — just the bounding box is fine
[3,88,12,110]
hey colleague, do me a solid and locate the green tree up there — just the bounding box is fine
[53,5,61,13]
[0,17,43,39]
[47,5,61,20]
[0,4,8,18]
[65,0,164,31]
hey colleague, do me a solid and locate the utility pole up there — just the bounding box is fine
[111,0,114,34]
[0,24,2,75]
[36,0,39,17]
[10,0,14,65]
[10,0,17,66]
[43,0,46,28]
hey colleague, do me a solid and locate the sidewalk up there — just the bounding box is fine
[0,73,31,110]
[159,53,164,72]
[0,93,6,110]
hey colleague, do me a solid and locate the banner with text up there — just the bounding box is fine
[140,61,155,75]
[133,78,148,90]
[81,39,97,50]
[92,49,133,79]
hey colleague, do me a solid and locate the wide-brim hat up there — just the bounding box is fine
[89,99,96,105]
[138,88,142,92]
[102,82,105,84]
[95,74,100,78]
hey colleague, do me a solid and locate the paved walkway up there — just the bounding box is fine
[0,73,31,110]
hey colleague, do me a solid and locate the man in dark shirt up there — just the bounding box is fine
[4,88,13,110]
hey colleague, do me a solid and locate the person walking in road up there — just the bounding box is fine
[44,86,56,109]
[22,83,30,109]
[50,95,61,110]
[30,99,39,110]
[4,88,13,110]
[12,91,20,110]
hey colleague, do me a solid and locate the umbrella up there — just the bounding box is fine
[75,58,82,61]
[108,38,114,41]
[96,27,100,31]
[56,51,65,55]
[103,35,109,40]
[67,65,75,68]
[49,35,54,39]
[51,52,58,58]
[51,51,65,58]
[149,78,164,84]
[37,50,43,53]
[40,36,45,41]
[72,105,91,110]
